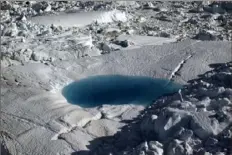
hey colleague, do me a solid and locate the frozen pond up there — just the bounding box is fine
[62,75,182,108]
[30,10,129,27]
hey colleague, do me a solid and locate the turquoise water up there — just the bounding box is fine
[62,75,182,108]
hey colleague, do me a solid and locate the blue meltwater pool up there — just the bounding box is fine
[62,75,182,108]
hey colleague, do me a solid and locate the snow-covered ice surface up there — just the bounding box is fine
[1,40,231,155]
[1,1,232,155]
[115,34,176,50]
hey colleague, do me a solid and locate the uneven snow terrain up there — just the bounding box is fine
[87,61,232,155]
[1,1,232,155]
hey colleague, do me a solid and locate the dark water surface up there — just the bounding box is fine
[62,75,182,108]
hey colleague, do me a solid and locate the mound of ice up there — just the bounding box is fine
[96,9,130,23]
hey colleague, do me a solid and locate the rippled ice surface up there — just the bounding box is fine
[62,75,182,108]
